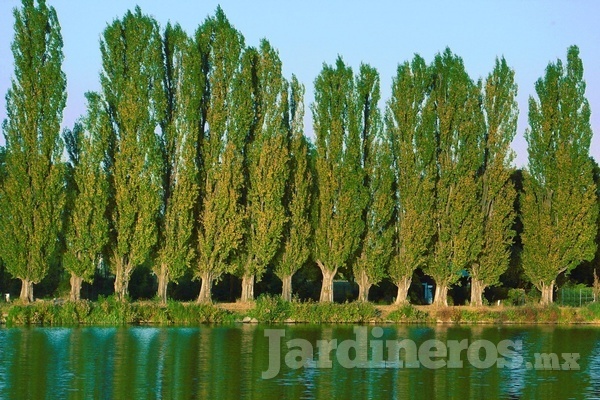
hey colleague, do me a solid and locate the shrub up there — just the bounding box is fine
[387,304,431,323]
[291,301,379,323]
[507,289,526,306]
[249,295,292,323]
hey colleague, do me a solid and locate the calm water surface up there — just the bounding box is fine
[0,324,599,399]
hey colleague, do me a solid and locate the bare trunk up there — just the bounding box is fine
[114,262,130,302]
[318,261,337,303]
[433,283,448,307]
[197,271,214,303]
[281,274,293,302]
[470,277,486,307]
[70,273,83,302]
[540,281,555,305]
[156,264,169,304]
[356,269,371,302]
[19,279,33,303]
[394,276,412,305]
[240,274,255,302]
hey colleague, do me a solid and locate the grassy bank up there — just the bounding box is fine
[3,295,600,326]
[1,296,240,326]
[385,302,600,324]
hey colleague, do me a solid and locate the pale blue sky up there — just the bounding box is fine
[1,1,599,166]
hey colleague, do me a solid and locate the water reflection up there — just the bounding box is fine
[0,324,598,399]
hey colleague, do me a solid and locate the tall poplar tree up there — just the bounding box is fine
[424,49,484,306]
[99,8,164,301]
[275,77,313,301]
[521,46,598,304]
[0,0,66,302]
[386,55,436,304]
[353,140,394,301]
[238,40,289,302]
[312,58,366,302]
[353,64,393,301]
[195,8,246,303]
[62,99,109,301]
[154,24,200,303]
[470,58,518,306]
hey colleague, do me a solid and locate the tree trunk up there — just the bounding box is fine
[19,279,33,303]
[356,269,371,302]
[540,281,555,305]
[394,276,412,305]
[156,263,169,304]
[433,283,448,307]
[318,261,337,303]
[197,271,214,303]
[240,274,255,302]
[281,274,293,302]
[470,277,486,307]
[70,273,83,302]
[114,263,130,302]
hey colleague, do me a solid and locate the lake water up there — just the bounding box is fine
[0,324,599,399]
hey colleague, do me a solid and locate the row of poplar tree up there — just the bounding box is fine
[1,1,597,306]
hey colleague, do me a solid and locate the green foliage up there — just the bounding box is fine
[165,301,238,324]
[249,294,293,323]
[195,9,246,302]
[0,0,67,301]
[581,302,600,320]
[96,8,165,300]
[312,57,368,302]
[5,297,238,326]
[275,77,312,299]
[7,300,91,326]
[238,40,290,301]
[291,301,380,323]
[62,112,109,296]
[385,55,435,302]
[470,57,518,305]
[521,46,598,304]
[424,49,485,306]
[247,296,379,323]
[154,23,200,301]
[387,304,432,323]
[507,288,526,305]
[352,65,393,300]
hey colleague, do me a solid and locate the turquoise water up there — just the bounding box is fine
[0,324,599,399]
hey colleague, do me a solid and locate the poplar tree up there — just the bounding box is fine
[62,100,109,301]
[195,8,246,303]
[353,140,394,301]
[0,0,66,302]
[238,40,289,302]
[353,65,393,301]
[312,58,366,302]
[154,24,200,303]
[470,58,518,306]
[275,77,313,301]
[425,49,484,306]
[99,8,164,301]
[385,55,435,304]
[521,46,597,304]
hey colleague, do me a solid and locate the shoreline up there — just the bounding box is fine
[2,297,600,326]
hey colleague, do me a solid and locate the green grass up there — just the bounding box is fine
[247,294,380,324]
[387,304,432,323]
[4,296,241,326]
[4,296,600,326]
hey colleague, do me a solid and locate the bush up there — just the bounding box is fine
[507,289,526,306]
[249,295,292,323]
[387,304,431,323]
[291,300,379,323]
[166,301,238,324]
[86,296,140,325]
